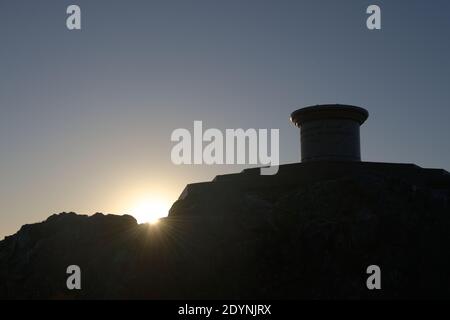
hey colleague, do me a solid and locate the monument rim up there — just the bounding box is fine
[290,104,369,127]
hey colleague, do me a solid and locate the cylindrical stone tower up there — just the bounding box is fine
[290,104,369,162]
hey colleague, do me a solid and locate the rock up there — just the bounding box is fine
[0,161,449,299]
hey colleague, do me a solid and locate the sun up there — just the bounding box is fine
[131,198,171,225]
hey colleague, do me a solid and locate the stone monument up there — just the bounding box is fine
[290,104,369,162]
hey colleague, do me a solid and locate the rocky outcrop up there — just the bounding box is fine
[1,162,450,299]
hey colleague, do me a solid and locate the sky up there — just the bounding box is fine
[1,0,449,238]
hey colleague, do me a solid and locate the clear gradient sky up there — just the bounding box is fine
[1,0,449,238]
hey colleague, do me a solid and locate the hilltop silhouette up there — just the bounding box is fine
[1,161,450,299]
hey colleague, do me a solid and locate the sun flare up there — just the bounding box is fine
[131,198,171,225]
